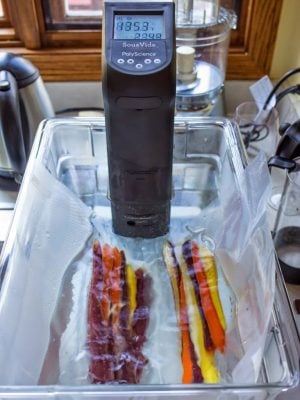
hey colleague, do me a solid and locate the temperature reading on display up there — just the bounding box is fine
[114,14,165,40]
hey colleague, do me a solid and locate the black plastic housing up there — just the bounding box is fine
[102,1,176,238]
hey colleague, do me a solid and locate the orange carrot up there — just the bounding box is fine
[190,240,225,352]
[179,278,195,384]
[111,247,122,327]
[163,241,203,383]
[199,245,226,331]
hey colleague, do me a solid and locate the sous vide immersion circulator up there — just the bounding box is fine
[102,0,176,238]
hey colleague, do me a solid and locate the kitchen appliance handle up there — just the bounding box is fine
[0,71,27,177]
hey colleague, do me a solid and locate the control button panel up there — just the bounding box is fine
[110,40,167,73]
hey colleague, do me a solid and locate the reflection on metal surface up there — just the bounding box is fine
[0,209,13,243]
[176,61,223,112]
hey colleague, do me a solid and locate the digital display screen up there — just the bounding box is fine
[114,14,165,40]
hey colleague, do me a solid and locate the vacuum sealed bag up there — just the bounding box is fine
[0,119,276,389]
[54,152,274,386]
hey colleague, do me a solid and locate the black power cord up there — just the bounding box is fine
[239,120,270,149]
[240,68,300,149]
[263,67,300,110]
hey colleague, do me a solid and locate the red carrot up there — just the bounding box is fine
[132,268,152,351]
[101,243,114,323]
[87,240,114,383]
[131,268,152,382]
[88,243,151,384]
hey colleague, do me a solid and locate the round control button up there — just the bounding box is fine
[117,58,125,64]
[136,64,143,69]
[127,59,134,64]
[144,59,152,64]
[154,59,161,64]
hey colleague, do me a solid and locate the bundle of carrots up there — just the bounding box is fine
[163,239,226,384]
[87,240,152,384]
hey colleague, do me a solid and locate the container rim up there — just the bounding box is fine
[0,377,298,397]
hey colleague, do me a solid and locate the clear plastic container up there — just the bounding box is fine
[176,8,236,113]
[273,169,300,284]
[176,0,221,26]
[0,117,298,399]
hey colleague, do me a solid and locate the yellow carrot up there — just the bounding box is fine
[200,245,227,331]
[126,264,137,323]
[163,241,181,323]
